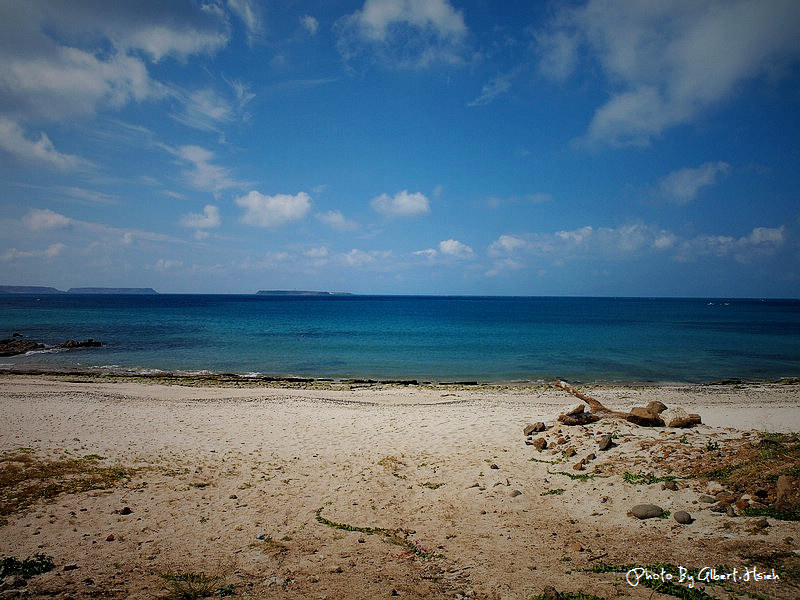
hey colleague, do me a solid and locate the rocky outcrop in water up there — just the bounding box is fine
[0,335,103,356]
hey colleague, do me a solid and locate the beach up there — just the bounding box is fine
[1,375,799,599]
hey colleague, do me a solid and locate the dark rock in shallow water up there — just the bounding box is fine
[0,338,45,356]
[59,339,102,349]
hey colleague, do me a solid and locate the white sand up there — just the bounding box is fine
[1,377,798,599]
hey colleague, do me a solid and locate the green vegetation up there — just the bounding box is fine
[540,488,566,496]
[529,456,559,465]
[421,482,444,489]
[0,554,54,578]
[160,571,234,599]
[623,472,678,485]
[743,505,800,521]
[0,448,135,521]
[547,469,597,481]
[315,507,443,559]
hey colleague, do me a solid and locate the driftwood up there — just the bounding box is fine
[552,380,627,419]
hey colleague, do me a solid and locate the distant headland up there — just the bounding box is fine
[0,286,159,295]
[256,290,353,296]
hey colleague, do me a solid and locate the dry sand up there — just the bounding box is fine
[1,375,799,599]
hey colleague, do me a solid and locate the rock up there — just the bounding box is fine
[674,511,693,524]
[662,406,702,427]
[569,542,583,552]
[715,491,738,504]
[726,504,737,517]
[735,499,750,511]
[60,338,103,349]
[625,407,664,427]
[540,586,561,600]
[752,517,769,529]
[584,453,596,462]
[597,433,614,451]
[532,438,548,451]
[105,534,115,541]
[490,463,499,470]
[572,459,585,471]
[564,447,576,458]
[565,403,585,416]
[646,401,668,415]
[663,481,678,491]
[120,506,132,515]
[776,475,792,509]
[710,502,730,513]
[0,338,45,356]
[510,489,522,497]
[631,504,664,519]
[558,412,599,426]
[524,422,546,435]
[63,563,79,571]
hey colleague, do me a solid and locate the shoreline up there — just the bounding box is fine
[2,366,799,390]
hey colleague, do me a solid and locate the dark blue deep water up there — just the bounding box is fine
[1,294,798,383]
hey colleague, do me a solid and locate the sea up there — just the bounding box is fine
[1,294,798,384]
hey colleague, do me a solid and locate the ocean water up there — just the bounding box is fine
[0,294,798,383]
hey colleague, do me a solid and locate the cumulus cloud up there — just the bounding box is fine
[535,0,800,145]
[301,15,320,35]
[336,0,468,68]
[658,161,731,204]
[488,234,527,257]
[24,209,72,230]
[371,190,431,217]
[316,210,358,231]
[438,239,474,259]
[675,226,786,263]
[180,204,221,229]
[0,118,86,170]
[236,191,312,227]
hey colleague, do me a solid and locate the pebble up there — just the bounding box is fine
[674,511,693,524]
[630,504,664,519]
[532,438,548,451]
[510,490,522,497]
[699,495,716,503]
[490,463,499,470]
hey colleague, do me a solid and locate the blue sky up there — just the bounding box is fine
[1,0,798,296]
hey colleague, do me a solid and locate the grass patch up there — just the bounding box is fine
[160,570,234,599]
[530,592,606,600]
[623,472,678,485]
[529,456,559,465]
[743,505,800,521]
[0,554,55,578]
[0,448,135,520]
[540,488,566,496]
[315,507,443,559]
[547,469,598,481]
[421,482,444,490]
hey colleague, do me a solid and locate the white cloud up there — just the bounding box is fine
[236,191,312,227]
[337,0,468,68]
[2,243,66,261]
[24,209,72,230]
[316,210,358,231]
[170,88,233,132]
[340,248,392,267]
[658,161,731,204]
[413,248,438,258]
[676,225,786,263]
[154,258,183,271]
[228,0,262,44]
[180,205,221,229]
[536,0,800,145]
[371,190,431,217]
[468,73,513,107]
[0,118,86,170]
[438,238,474,259]
[301,15,320,35]
[174,145,239,193]
[488,234,527,257]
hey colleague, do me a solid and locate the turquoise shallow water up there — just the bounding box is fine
[0,294,798,383]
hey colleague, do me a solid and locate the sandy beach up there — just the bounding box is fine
[1,375,799,599]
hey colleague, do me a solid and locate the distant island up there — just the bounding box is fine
[0,286,64,295]
[67,287,159,295]
[256,290,352,296]
[0,286,159,295]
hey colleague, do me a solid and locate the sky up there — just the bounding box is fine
[0,0,799,296]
